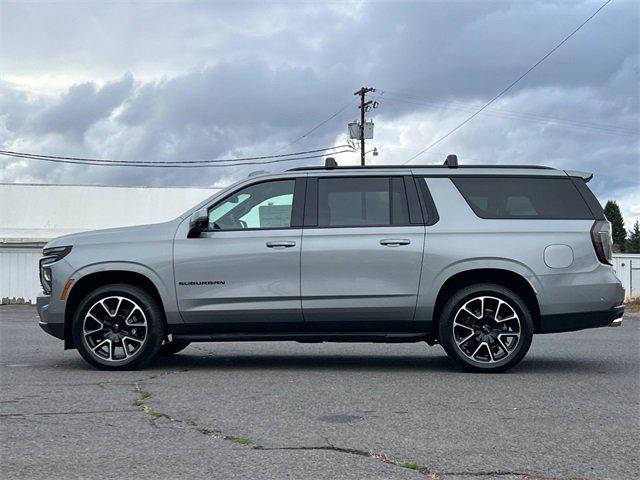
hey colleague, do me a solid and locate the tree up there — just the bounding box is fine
[604,201,626,252]
[626,221,640,254]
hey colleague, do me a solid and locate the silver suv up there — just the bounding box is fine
[36,161,625,372]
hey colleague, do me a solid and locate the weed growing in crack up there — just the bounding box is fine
[132,385,168,419]
[397,462,420,471]
[142,405,169,418]
[129,380,449,477]
[132,390,151,407]
[230,437,255,447]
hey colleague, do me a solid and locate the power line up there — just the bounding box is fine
[272,99,357,154]
[382,91,638,137]
[0,144,352,166]
[405,0,613,163]
[0,149,355,168]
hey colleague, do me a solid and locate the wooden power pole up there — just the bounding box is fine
[354,87,375,166]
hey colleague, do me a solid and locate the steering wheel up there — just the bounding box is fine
[238,219,248,229]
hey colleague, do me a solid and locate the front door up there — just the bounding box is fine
[174,178,304,324]
[301,176,425,323]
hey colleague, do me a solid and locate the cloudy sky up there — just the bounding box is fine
[1,0,638,224]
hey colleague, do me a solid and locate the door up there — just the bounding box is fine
[174,178,305,324]
[301,176,426,323]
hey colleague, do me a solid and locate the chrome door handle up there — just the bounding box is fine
[266,241,296,249]
[380,239,410,247]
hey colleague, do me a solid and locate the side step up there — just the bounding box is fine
[172,332,428,343]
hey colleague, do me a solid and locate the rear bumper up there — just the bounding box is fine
[538,305,625,334]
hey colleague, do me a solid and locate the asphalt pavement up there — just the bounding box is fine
[1,305,638,480]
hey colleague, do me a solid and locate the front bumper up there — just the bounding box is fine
[36,294,65,340]
[538,305,625,334]
[38,320,65,340]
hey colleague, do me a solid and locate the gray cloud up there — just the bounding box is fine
[29,74,134,139]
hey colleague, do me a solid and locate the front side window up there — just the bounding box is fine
[208,180,295,230]
[317,177,409,227]
[452,176,593,219]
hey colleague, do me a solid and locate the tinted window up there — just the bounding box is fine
[208,180,295,230]
[317,177,409,227]
[452,177,593,219]
[570,177,606,220]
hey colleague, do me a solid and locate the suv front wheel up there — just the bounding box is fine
[439,283,534,373]
[72,284,164,370]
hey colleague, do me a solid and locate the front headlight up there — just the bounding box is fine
[39,246,72,295]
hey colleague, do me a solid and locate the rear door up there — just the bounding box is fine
[301,175,426,323]
[174,177,305,324]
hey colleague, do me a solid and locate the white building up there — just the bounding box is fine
[1,182,638,303]
[0,183,219,303]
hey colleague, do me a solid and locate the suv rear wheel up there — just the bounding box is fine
[439,283,533,373]
[72,284,164,370]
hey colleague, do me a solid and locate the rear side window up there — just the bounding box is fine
[570,177,606,220]
[452,177,593,219]
[317,177,409,227]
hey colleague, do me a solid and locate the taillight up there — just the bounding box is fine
[590,220,612,265]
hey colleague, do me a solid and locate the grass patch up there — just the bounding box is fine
[230,436,255,446]
[132,388,168,419]
[142,405,168,418]
[132,390,152,407]
[397,461,420,471]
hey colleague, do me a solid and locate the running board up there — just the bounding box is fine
[172,332,428,343]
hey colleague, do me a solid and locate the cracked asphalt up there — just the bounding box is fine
[1,306,638,480]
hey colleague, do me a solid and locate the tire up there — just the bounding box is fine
[71,284,165,370]
[157,339,191,356]
[438,283,534,373]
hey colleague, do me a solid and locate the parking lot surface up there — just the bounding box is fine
[1,305,638,480]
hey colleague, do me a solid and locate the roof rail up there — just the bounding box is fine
[287,153,554,171]
[286,164,555,172]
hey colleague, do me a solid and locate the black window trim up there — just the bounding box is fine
[414,177,440,226]
[447,174,595,220]
[403,175,424,224]
[303,175,418,229]
[203,177,304,233]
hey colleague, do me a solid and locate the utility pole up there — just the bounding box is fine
[354,86,375,165]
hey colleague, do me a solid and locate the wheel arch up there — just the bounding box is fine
[431,268,541,337]
[64,269,168,349]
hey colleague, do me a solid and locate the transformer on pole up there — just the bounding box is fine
[352,87,376,165]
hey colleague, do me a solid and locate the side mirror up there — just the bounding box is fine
[188,208,209,238]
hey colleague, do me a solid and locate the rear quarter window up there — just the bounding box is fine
[452,176,594,219]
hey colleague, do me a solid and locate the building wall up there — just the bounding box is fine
[612,254,640,300]
[1,183,219,242]
[0,246,41,304]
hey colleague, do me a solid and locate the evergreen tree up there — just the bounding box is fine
[604,200,626,252]
[626,221,640,254]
